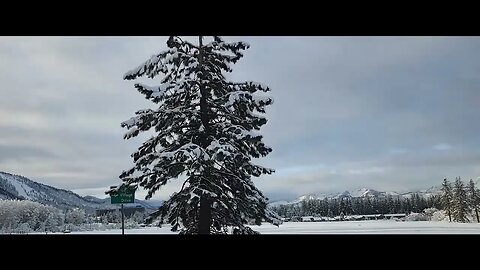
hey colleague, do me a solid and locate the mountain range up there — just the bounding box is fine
[268,186,445,207]
[0,171,163,213]
[2,170,477,212]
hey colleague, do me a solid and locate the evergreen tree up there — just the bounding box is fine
[371,198,379,215]
[321,198,329,216]
[386,195,394,214]
[44,212,60,233]
[65,208,86,225]
[339,198,346,216]
[404,198,412,214]
[441,179,453,222]
[111,36,280,234]
[353,198,363,215]
[132,211,147,224]
[106,210,122,223]
[427,195,441,210]
[368,197,374,214]
[394,197,401,214]
[452,177,469,223]
[468,179,480,223]
[344,198,354,215]
[101,214,109,225]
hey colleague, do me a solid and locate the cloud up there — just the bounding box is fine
[1,36,480,202]
[0,144,57,162]
[434,143,452,151]
[388,148,408,155]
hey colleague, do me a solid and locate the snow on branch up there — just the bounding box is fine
[133,81,188,103]
[121,109,155,128]
[123,47,185,80]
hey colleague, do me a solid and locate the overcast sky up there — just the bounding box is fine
[1,36,480,202]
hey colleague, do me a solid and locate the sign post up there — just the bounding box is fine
[121,203,124,235]
[109,185,135,235]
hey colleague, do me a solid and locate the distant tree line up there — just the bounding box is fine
[0,200,64,233]
[271,177,480,223]
[270,193,441,219]
[98,210,147,224]
[0,200,149,234]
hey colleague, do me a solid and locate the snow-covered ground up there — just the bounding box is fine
[61,220,480,234]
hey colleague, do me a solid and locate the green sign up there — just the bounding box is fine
[110,186,135,204]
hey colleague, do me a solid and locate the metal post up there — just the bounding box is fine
[121,203,125,235]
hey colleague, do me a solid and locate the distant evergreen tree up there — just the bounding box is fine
[41,211,63,233]
[313,200,321,215]
[452,177,469,223]
[371,198,379,215]
[394,197,402,213]
[321,198,329,216]
[339,198,346,217]
[441,179,453,222]
[65,208,86,225]
[405,198,413,214]
[132,211,147,224]
[101,214,109,224]
[468,179,480,223]
[427,195,441,210]
[366,197,374,214]
[410,193,420,213]
[301,200,309,216]
[386,196,394,214]
[331,198,339,216]
[344,198,354,215]
[106,210,121,223]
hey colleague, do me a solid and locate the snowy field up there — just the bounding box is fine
[63,220,480,234]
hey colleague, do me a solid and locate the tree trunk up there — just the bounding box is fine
[475,208,479,223]
[199,195,212,234]
[197,35,212,234]
[447,210,451,222]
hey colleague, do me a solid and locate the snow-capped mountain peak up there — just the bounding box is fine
[269,186,443,206]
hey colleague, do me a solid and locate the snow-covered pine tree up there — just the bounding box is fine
[441,178,453,222]
[132,210,147,224]
[468,179,480,223]
[65,208,86,226]
[111,36,281,234]
[339,198,346,217]
[452,177,469,223]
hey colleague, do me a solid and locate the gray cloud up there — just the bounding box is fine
[0,143,57,162]
[1,36,480,202]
